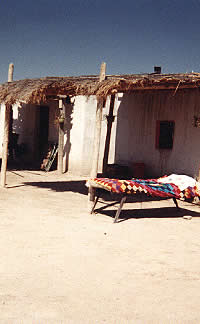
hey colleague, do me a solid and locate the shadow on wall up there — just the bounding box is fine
[11,104,45,167]
[114,92,167,179]
[12,104,24,136]
[63,101,74,172]
[114,89,200,179]
[113,92,169,178]
[10,104,30,163]
[114,94,132,172]
[9,101,74,171]
[113,93,147,178]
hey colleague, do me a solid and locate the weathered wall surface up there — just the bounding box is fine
[67,96,97,175]
[62,95,115,175]
[0,98,98,173]
[12,102,59,160]
[114,89,200,178]
[13,103,37,158]
[61,89,200,178]
[1,88,200,178]
[0,97,99,174]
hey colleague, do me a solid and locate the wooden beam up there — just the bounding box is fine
[8,63,14,83]
[90,62,106,179]
[99,62,106,82]
[88,63,106,208]
[57,99,65,174]
[0,105,11,187]
[0,63,14,187]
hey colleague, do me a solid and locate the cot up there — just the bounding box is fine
[88,174,200,223]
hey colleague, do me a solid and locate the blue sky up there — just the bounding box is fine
[0,0,200,83]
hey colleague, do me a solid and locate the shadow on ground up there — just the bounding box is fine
[94,205,200,223]
[23,180,88,195]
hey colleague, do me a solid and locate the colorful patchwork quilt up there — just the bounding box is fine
[88,175,200,200]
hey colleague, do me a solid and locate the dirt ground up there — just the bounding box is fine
[0,170,200,323]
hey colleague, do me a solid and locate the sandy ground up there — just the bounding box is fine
[0,170,200,323]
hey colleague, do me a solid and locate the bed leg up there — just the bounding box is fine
[114,196,127,223]
[173,197,179,209]
[90,195,100,214]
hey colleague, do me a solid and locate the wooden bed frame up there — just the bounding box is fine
[90,189,179,223]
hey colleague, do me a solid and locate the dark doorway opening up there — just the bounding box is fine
[35,106,49,167]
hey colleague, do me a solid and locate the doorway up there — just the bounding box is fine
[34,106,49,166]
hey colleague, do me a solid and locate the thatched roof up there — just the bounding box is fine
[1,72,200,105]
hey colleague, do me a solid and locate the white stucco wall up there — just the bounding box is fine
[113,89,200,178]
[2,89,200,178]
[13,103,36,157]
[67,95,116,175]
[67,96,97,175]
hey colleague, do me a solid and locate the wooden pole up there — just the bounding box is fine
[0,63,14,187]
[0,105,11,187]
[102,94,115,174]
[99,62,106,82]
[57,98,64,174]
[8,63,14,83]
[88,62,106,209]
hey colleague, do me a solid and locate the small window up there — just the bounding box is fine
[156,121,175,149]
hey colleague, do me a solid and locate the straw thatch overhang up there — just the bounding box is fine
[1,72,200,105]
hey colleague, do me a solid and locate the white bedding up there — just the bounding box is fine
[158,174,197,191]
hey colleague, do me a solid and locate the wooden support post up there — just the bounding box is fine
[1,105,11,187]
[103,94,115,175]
[88,98,104,206]
[8,63,14,83]
[0,63,14,187]
[88,62,106,209]
[99,62,106,82]
[57,99,64,174]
